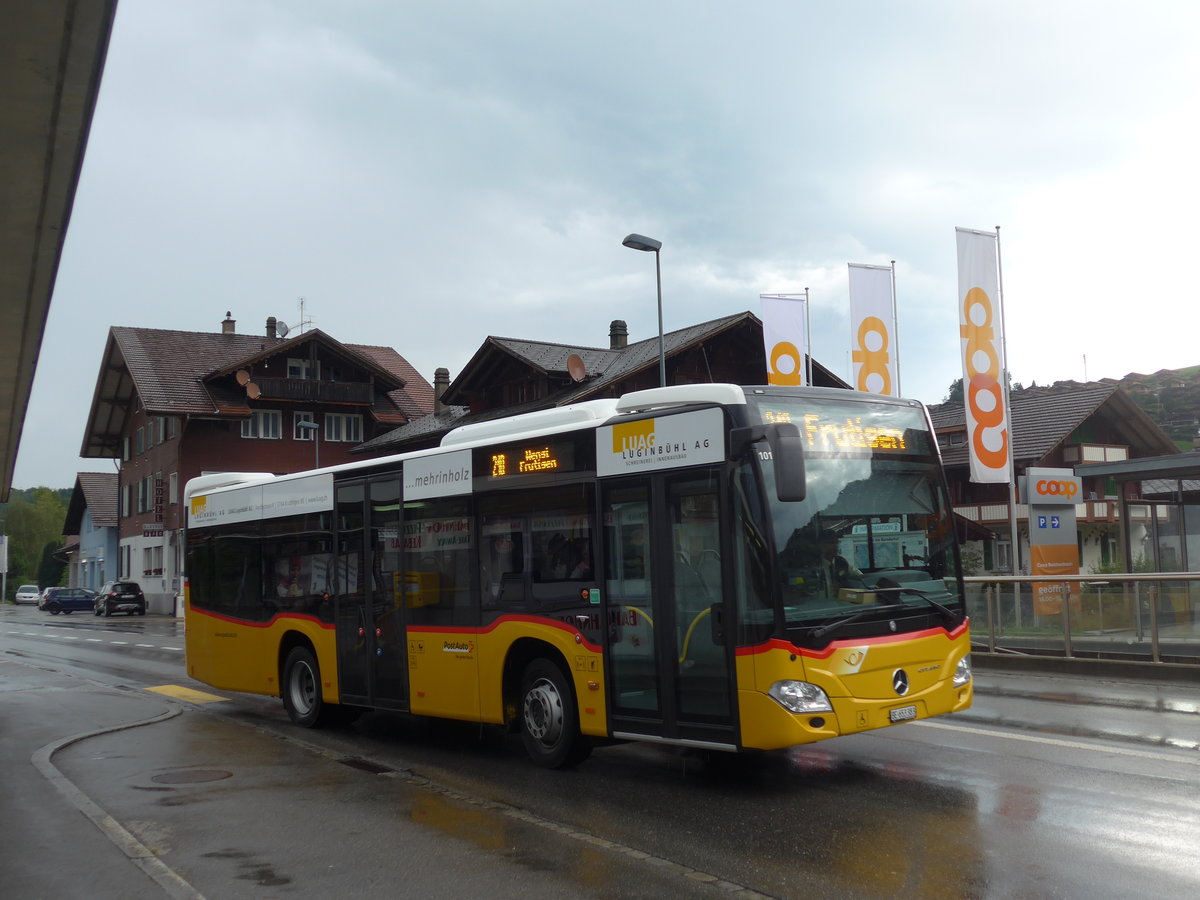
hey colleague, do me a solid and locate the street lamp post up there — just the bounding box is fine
[622,233,665,387]
[295,420,320,469]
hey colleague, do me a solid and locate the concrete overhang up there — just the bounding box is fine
[1075,452,1200,483]
[0,0,118,499]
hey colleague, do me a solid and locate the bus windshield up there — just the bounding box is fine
[747,394,964,639]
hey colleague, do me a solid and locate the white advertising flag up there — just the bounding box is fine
[956,227,1011,484]
[848,263,898,396]
[760,294,807,386]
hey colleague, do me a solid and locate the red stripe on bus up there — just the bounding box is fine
[734,618,970,659]
[189,607,334,630]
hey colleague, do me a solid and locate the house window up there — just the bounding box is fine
[121,485,131,518]
[122,436,130,462]
[135,427,145,455]
[242,410,282,439]
[169,472,178,504]
[137,475,154,513]
[294,411,317,440]
[167,417,177,440]
[995,540,1013,572]
[325,413,362,443]
[287,358,316,380]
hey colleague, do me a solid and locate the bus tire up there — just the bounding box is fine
[519,658,590,768]
[282,646,326,728]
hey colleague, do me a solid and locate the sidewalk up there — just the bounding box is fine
[0,655,747,900]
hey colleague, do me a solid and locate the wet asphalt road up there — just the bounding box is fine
[3,604,1198,899]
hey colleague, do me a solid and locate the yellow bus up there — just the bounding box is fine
[184,384,972,767]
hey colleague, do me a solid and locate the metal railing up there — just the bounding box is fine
[964,573,1199,668]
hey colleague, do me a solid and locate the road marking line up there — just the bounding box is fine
[162,646,182,651]
[915,719,1199,764]
[110,641,129,645]
[146,684,227,704]
[135,644,155,648]
[85,638,103,643]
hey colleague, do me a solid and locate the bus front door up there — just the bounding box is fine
[602,472,735,749]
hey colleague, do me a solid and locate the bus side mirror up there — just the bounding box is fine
[729,424,805,502]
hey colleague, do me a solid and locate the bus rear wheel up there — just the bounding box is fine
[520,658,590,768]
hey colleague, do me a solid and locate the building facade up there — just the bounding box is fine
[79,314,433,613]
[930,382,1180,575]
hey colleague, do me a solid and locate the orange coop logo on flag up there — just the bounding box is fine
[760,294,808,386]
[848,263,898,396]
[956,228,1011,484]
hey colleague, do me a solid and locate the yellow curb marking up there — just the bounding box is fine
[146,684,228,704]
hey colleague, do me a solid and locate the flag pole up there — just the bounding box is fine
[890,259,901,396]
[995,225,1020,579]
[804,286,812,387]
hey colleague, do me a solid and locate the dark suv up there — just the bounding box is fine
[95,581,147,617]
[40,587,97,615]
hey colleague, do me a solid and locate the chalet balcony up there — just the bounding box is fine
[254,376,373,405]
[955,500,1120,525]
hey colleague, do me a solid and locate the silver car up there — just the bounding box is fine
[14,584,40,605]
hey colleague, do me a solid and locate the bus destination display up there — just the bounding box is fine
[489,441,576,480]
[762,409,908,452]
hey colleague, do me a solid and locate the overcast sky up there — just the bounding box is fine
[15,0,1200,488]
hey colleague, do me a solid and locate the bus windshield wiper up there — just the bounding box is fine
[809,603,904,641]
[880,586,960,625]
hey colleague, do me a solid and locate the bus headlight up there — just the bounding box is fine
[953,655,972,687]
[769,680,834,714]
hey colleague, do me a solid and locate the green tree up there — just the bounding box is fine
[37,540,67,589]
[2,488,68,597]
[943,377,963,403]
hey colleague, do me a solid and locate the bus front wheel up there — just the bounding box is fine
[520,658,590,768]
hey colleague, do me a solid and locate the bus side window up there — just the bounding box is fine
[404,498,476,626]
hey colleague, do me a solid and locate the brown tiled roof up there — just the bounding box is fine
[81,325,433,458]
[929,383,1178,467]
[357,311,848,455]
[64,471,117,533]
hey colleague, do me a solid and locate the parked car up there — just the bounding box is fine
[14,584,41,605]
[40,587,97,615]
[94,581,147,617]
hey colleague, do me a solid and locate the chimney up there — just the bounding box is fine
[609,319,628,350]
[222,311,236,334]
[434,367,450,414]
[266,316,277,339]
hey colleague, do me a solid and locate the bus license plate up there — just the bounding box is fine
[889,705,917,723]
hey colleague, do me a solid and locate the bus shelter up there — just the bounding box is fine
[1076,450,1200,573]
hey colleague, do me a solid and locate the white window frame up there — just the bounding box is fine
[287,358,317,380]
[241,410,283,440]
[169,472,178,505]
[324,413,362,443]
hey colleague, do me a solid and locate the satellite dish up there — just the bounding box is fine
[246,382,261,400]
[235,369,250,386]
[276,320,290,338]
[566,353,587,383]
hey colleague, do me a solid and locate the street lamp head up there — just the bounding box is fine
[622,233,661,253]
